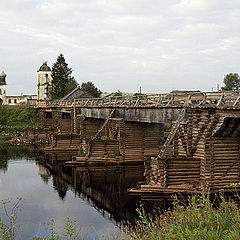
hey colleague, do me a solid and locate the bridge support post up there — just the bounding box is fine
[119,121,164,162]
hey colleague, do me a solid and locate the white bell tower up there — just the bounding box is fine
[0,71,7,105]
[37,62,52,100]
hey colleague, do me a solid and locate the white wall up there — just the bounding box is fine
[37,71,52,100]
[0,85,7,104]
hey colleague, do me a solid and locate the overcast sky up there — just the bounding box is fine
[0,0,240,95]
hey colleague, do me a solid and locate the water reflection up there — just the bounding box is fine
[0,144,33,172]
[37,152,145,222]
[0,146,146,239]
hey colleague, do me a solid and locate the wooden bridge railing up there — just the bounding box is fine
[36,91,240,109]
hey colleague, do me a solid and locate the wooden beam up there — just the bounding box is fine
[92,109,115,140]
[217,92,224,107]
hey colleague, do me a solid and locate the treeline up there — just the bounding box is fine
[222,73,240,91]
[0,106,40,132]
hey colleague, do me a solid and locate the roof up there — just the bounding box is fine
[6,96,27,99]
[214,117,240,137]
[23,95,37,99]
[60,86,96,101]
[38,62,51,72]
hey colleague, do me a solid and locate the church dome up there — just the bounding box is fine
[38,62,51,72]
[0,71,6,85]
[0,71,6,77]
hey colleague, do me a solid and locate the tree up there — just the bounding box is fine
[222,73,240,91]
[80,81,101,98]
[50,54,78,100]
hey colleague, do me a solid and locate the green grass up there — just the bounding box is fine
[164,123,172,132]
[0,135,13,142]
[0,106,40,132]
[125,194,240,240]
[77,148,84,156]
[103,151,121,158]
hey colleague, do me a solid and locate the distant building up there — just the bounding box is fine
[37,62,52,101]
[6,95,37,106]
[0,71,37,106]
[25,94,38,105]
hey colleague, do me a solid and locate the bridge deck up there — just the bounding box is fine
[36,91,240,109]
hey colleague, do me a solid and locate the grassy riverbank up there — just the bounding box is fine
[0,106,40,144]
[0,105,40,132]
[1,194,240,239]
[127,194,240,240]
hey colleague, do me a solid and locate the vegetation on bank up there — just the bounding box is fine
[0,135,13,142]
[0,144,30,160]
[1,193,240,239]
[127,193,240,240]
[0,106,40,132]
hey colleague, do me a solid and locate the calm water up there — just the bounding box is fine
[0,145,145,239]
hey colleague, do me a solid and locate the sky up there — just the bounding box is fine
[0,0,240,95]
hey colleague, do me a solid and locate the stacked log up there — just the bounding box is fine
[144,157,165,186]
[119,122,164,163]
[144,123,164,156]
[164,110,240,193]
[145,156,200,188]
[122,122,145,163]
[89,140,119,157]
[57,112,73,133]
[38,109,61,129]
[212,137,240,191]
[166,157,200,186]
[44,134,81,152]
[81,118,105,139]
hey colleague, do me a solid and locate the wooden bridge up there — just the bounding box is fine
[37,91,240,109]
[33,90,240,194]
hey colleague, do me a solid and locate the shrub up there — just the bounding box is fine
[100,136,110,141]
[77,148,84,156]
[0,106,40,132]
[0,135,12,142]
[125,193,240,240]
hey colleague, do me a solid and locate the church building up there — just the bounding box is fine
[37,62,52,101]
[0,71,7,105]
[0,71,37,106]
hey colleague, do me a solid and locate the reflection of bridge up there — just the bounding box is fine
[34,91,240,194]
[37,155,144,222]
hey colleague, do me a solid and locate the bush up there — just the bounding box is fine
[164,123,172,132]
[0,106,40,132]
[0,135,12,142]
[100,136,110,141]
[77,148,84,156]
[125,194,240,240]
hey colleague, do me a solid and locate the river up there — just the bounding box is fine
[0,145,145,239]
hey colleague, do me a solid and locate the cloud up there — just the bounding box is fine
[174,0,215,13]
[0,0,240,94]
